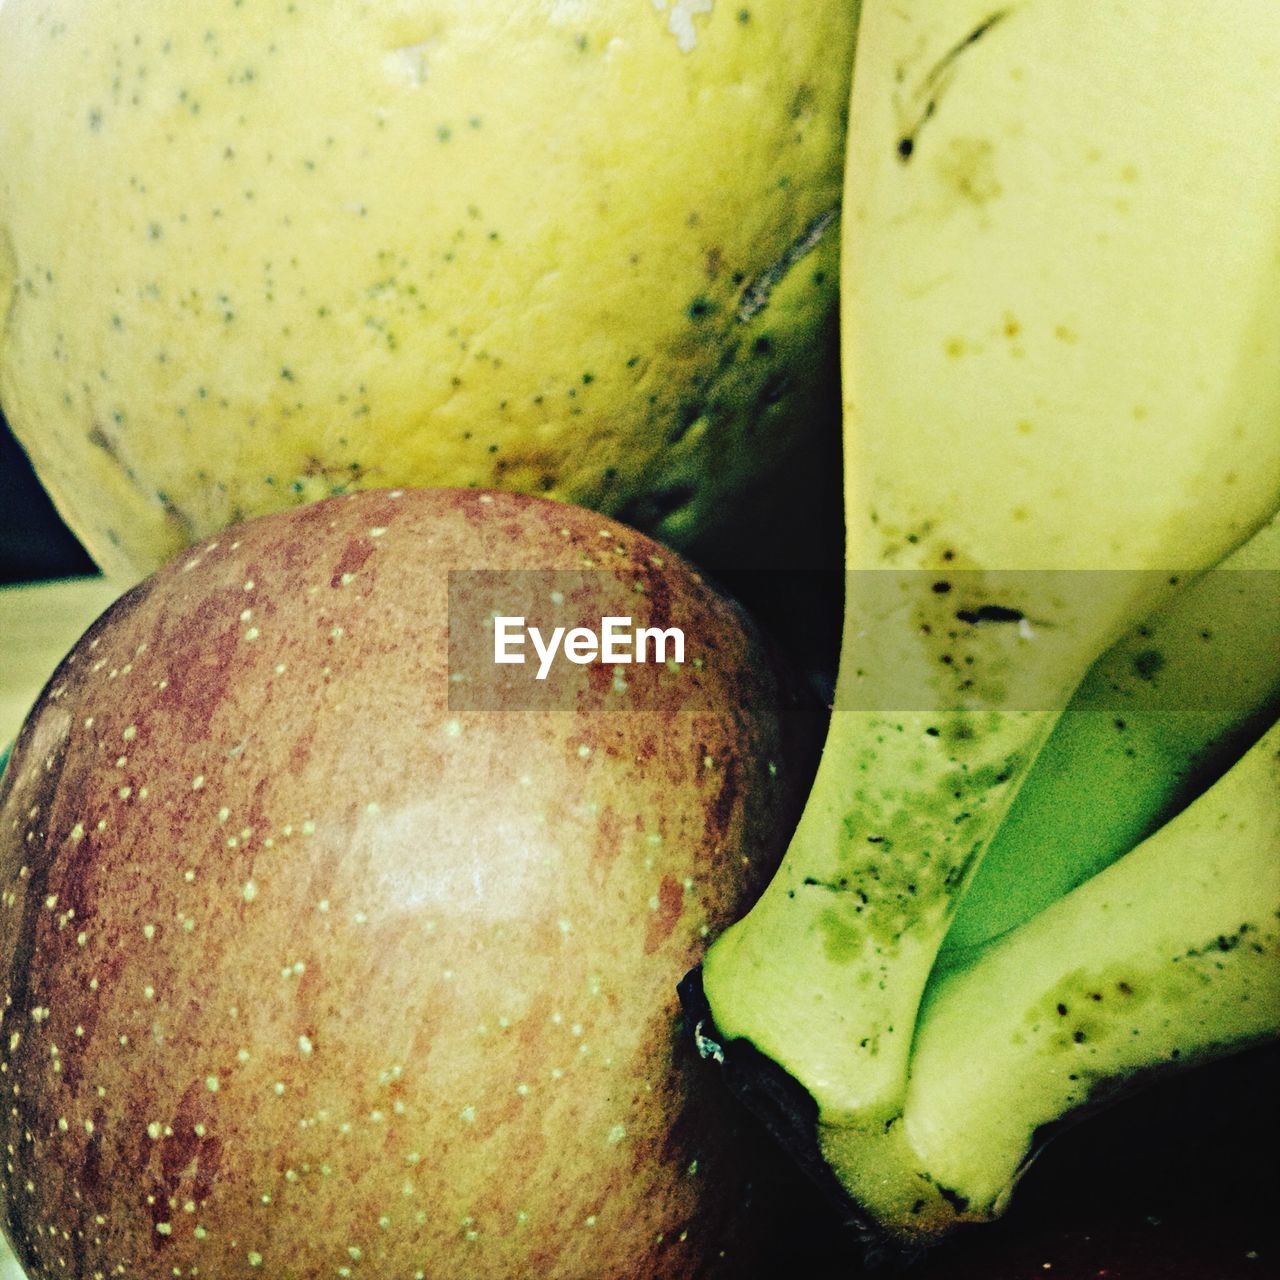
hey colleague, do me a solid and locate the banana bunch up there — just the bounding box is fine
[688,0,1280,1248]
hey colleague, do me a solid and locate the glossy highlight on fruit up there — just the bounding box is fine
[0,488,816,1279]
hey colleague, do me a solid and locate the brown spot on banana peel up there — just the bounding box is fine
[895,8,1017,161]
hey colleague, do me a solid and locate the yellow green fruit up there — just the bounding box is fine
[0,0,855,580]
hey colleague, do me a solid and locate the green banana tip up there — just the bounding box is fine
[676,965,921,1271]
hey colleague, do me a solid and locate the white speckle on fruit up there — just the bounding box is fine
[243,882,258,903]
[383,41,434,86]
[206,1076,220,1093]
[298,1036,313,1057]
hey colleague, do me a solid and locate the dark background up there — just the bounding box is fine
[0,413,95,584]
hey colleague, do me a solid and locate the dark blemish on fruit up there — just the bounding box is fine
[955,603,1024,625]
[1131,649,1165,681]
[895,10,1011,162]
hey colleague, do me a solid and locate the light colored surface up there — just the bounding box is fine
[0,1241,22,1278]
[0,577,124,747]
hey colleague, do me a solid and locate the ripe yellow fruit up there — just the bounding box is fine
[0,1,855,580]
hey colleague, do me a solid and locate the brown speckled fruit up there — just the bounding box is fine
[0,488,814,1279]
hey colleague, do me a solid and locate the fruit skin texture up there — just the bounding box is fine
[0,0,855,581]
[0,489,813,1279]
[896,717,1280,1234]
[939,512,1280,964]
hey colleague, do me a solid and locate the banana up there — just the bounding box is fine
[692,0,1280,1242]
[940,511,1280,963]
[862,715,1280,1242]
